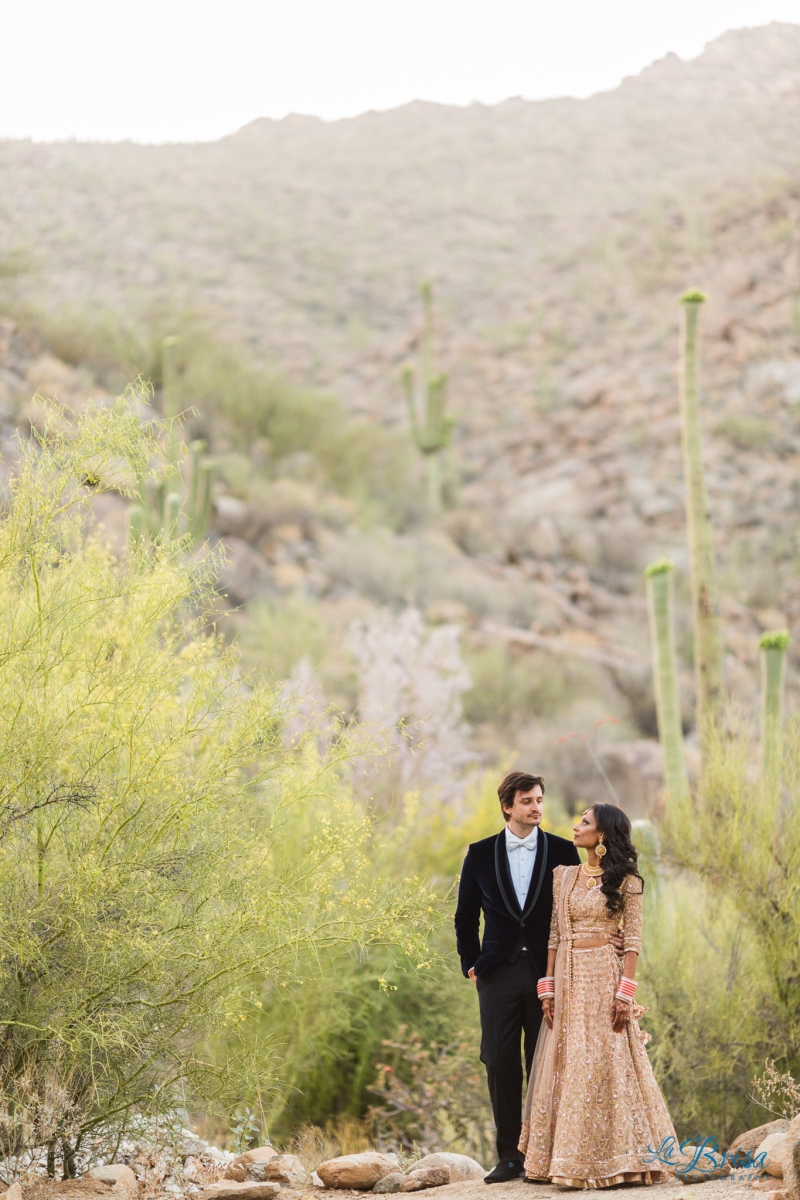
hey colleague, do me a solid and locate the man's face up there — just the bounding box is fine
[505,785,544,831]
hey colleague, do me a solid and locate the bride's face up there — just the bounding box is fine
[572,807,601,848]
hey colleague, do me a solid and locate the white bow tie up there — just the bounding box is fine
[508,838,536,851]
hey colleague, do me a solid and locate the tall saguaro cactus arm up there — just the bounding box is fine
[678,289,723,741]
[760,629,790,781]
[645,559,688,799]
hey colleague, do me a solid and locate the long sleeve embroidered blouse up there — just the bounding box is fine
[547,864,643,952]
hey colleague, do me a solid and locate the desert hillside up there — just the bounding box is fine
[2,22,800,808]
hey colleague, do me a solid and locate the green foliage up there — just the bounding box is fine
[637,868,774,1143]
[715,414,771,451]
[28,305,418,530]
[240,595,330,682]
[662,718,800,1084]
[462,644,571,728]
[0,394,436,1165]
[368,1027,491,1159]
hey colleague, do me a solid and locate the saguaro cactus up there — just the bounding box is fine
[403,282,453,514]
[645,559,688,799]
[760,629,790,780]
[678,289,723,742]
[187,438,214,540]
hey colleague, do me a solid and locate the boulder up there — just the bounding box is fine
[730,1120,790,1161]
[757,1133,788,1179]
[317,1153,400,1190]
[783,1114,800,1200]
[399,1168,450,1191]
[373,1175,404,1194]
[203,1183,282,1200]
[224,1148,279,1182]
[674,1143,728,1181]
[90,1165,138,1191]
[1,1185,22,1200]
[259,1154,310,1189]
[408,1155,484,1183]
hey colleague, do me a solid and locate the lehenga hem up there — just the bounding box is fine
[549,1171,670,1189]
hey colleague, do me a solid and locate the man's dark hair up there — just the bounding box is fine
[497,771,546,821]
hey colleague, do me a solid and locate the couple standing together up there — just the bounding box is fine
[455,771,677,1188]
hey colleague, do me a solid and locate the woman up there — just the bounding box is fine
[519,804,676,1188]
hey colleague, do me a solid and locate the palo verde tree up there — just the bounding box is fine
[644,560,687,799]
[678,289,723,746]
[0,391,435,1177]
[402,282,454,515]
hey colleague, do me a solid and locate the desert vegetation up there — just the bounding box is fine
[0,19,800,1190]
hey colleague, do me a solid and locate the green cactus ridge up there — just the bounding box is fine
[644,558,674,578]
[645,563,688,799]
[759,629,790,651]
[404,283,455,512]
[680,288,708,304]
[761,631,789,781]
[679,287,723,743]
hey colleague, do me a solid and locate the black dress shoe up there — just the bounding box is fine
[523,1177,550,1184]
[484,1161,525,1183]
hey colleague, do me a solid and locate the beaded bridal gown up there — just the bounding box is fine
[519,864,677,1188]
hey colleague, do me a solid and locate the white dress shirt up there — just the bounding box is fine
[505,824,538,911]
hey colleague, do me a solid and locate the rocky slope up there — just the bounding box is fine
[2,24,800,807]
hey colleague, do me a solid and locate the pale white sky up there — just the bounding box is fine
[2,0,800,144]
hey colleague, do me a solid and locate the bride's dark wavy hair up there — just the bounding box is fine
[591,803,644,916]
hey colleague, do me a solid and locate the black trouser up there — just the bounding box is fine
[477,953,542,1162]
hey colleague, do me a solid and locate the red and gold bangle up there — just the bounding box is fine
[537,976,555,999]
[615,977,638,1003]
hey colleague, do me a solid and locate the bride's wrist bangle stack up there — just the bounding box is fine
[537,976,555,999]
[615,977,638,1004]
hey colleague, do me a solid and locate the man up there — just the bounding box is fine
[454,770,580,1184]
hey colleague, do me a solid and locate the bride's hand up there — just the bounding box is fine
[542,997,554,1029]
[612,998,630,1032]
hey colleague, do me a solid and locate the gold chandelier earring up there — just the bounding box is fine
[596,835,606,858]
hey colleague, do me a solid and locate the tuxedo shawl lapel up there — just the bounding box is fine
[521,830,548,920]
[494,832,521,918]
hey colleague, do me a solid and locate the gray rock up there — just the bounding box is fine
[373,1173,405,1193]
[399,1167,450,1191]
[730,1119,790,1159]
[408,1155,484,1182]
[784,1113,800,1200]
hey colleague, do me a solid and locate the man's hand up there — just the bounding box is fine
[542,996,554,1029]
[468,967,478,988]
[612,998,630,1032]
[610,928,625,956]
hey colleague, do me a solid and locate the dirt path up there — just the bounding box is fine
[384,1180,761,1200]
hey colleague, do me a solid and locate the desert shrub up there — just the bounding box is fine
[27,305,418,527]
[240,594,330,682]
[636,868,774,1144]
[462,644,573,728]
[715,414,771,450]
[0,393,436,1173]
[368,1026,492,1160]
[663,718,800,1071]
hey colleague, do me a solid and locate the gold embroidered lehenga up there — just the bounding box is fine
[519,864,676,1188]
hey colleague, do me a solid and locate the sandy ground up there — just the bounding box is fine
[11,1174,770,1200]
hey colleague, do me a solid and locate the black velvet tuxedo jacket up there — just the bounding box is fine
[454,828,580,979]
